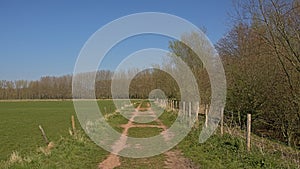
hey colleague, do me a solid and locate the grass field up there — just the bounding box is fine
[0,100,299,168]
[0,100,125,160]
[0,101,76,161]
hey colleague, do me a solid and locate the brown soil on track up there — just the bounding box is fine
[164,150,199,169]
[98,103,197,169]
[98,154,120,169]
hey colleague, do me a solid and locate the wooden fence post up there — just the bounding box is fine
[196,102,199,121]
[220,107,224,136]
[167,100,169,109]
[71,115,76,135]
[247,114,251,151]
[205,104,208,128]
[39,125,49,145]
[178,101,181,116]
[183,101,186,117]
[188,102,192,117]
[172,100,175,111]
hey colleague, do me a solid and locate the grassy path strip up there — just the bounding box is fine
[99,101,198,169]
[99,103,143,169]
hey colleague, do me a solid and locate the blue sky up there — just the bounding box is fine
[0,0,234,80]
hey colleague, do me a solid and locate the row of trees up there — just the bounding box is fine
[0,76,72,99]
[0,69,179,100]
[216,0,299,147]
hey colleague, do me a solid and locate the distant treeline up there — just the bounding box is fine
[0,69,180,100]
[0,75,73,100]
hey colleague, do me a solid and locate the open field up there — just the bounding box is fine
[0,101,76,160]
[0,100,124,160]
[0,100,299,169]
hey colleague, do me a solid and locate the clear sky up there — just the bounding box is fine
[0,0,234,80]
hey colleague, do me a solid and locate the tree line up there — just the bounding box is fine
[217,0,299,147]
[0,69,179,100]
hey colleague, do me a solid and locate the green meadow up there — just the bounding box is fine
[0,100,119,161]
[0,100,299,168]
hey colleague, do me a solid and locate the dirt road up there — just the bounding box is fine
[98,102,198,169]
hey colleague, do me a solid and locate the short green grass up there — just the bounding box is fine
[0,101,76,161]
[155,105,300,169]
[107,113,128,133]
[0,100,167,168]
[0,131,109,169]
[132,120,159,125]
[113,101,168,169]
[178,129,299,169]
[140,100,150,109]
[127,127,164,138]
[0,100,116,161]
[131,100,142,108]
[132,116,159,125]
[1,100,299,169]
[166,116,298,168]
